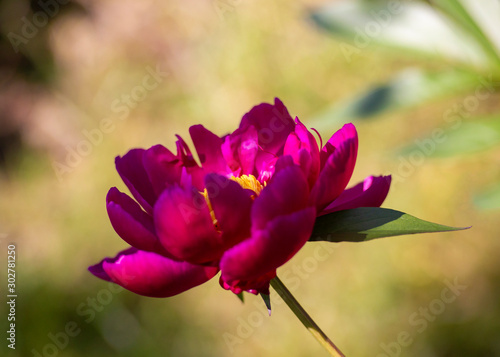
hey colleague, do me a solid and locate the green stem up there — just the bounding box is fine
[270,276,346,357]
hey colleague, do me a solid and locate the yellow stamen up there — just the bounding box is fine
[200,189,220,231]
[201,175,265,231]
[230,174,265,198]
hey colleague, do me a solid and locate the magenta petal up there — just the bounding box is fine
[189,125,231,175]
[222,135,240,174]
[219,272,274,295]
[284,132,301,155]
[240,98,294,154]
[252,165,310,231]
[175,135,205,190]
[222,125,259,176]
[220,207,316,285]
[154,185,224,264]
[294,118,320,187]
[205,174,253,248]
[116,149,156,214]
[143,145,182,195]
[107,187,167,255]
[237,125,259,175]
[89,248,219,298]
[321,175,392,214]
[311,124,358,211]
[320,123,358,169]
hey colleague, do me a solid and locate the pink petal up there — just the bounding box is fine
[310,124,358,211]
[154,185,224,264]
[89,248,219,298]
[252,164,310,231]
[220,207,316,286]
[106,187,168,255]
[189,125,231,175]
[143,145,182,195]
[115,149,156,214]
[205,174,253,248]
[321,175,392,214]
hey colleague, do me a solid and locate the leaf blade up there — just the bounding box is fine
[310,207,468,243]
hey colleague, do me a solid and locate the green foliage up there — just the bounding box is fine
[399,115,500,157]
[310,207,467,243]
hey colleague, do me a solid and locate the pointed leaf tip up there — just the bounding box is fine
[310,207,469,243]
[260,293,272,316]
[236,292,245,303]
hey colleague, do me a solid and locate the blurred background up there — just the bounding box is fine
[1,0,499,356]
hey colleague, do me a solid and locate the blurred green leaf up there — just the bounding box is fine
[399,116,500,158]
[310,0,488,66]
[431,0,500,71]
[309,207,467,243]
[474,183,500,210]
[310,69,477,129]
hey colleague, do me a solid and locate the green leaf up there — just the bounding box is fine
[236,292,244,303]
[430,0,500,71]
[310,0,488,66]
[474,183,500,210]
[309,207,468,243]
[260,293,271,315]
[398,116,500,158]
[310,69,478,129]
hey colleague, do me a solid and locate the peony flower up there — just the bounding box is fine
[89,98,391,297]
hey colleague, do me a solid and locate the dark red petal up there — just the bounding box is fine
[106,187,168,255]
[143,145,182,195]
[154,185,224,264]
[189,125,231,175]
[88,248,219,298]
[321,175,392,214]
[252,165,310,231]
[205,174,253,248]
[220,207,316,286]
[116,149,156,214]
[311,124,358,211]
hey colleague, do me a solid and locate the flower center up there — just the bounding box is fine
[230,174,265,198]
[201,175,265,231]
